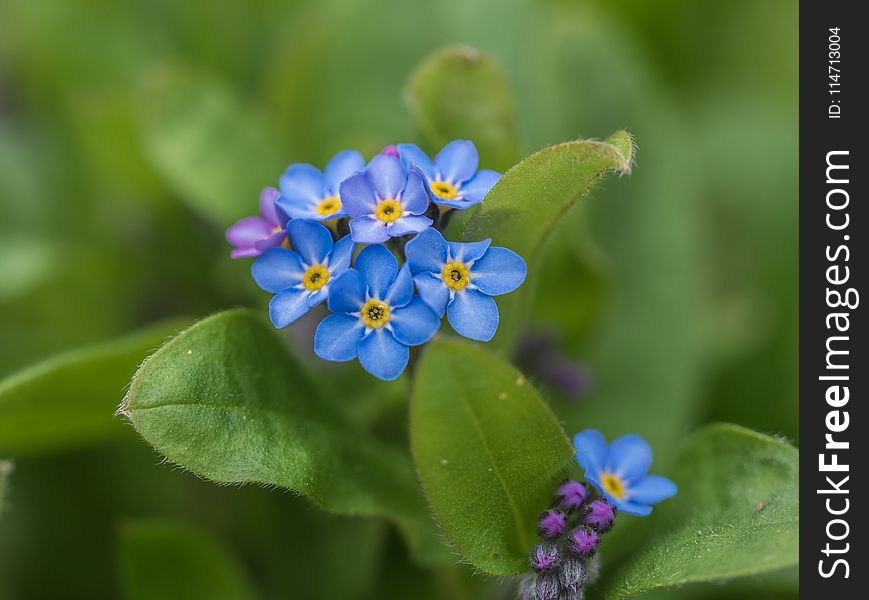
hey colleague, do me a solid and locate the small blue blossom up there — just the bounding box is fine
[404,228,526,342]
[314,244,439,381]
[339,155,433,244]
[398,140,501,209]
[277,150,365,222]
[252,220,354,328]
[573,430,677,516]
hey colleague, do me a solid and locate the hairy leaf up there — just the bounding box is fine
[0,319,187,455]
[405,45,520,172]
[598,424,799,599]
[119,520,258,600]
[121,309,445,564]
[410,337,574,575]
[460,131,634,348]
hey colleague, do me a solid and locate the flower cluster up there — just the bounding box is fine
[227,141,527,380]
[519,431,676,600]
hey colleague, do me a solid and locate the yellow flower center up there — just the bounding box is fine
[361,300,391,328]
[600,472,626,500]
[316,196,342,217]
[375,199,403,223]
[441,261,470,291]
[302,265,330,291]
[430,180,458,200]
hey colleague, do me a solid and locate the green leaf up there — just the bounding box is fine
[119,519,258,600]
[0,460,11,514]
[598,424,799,599]
[0,319,188,455]
[410,337,574,575]
[121,309,445,565]
[140,68,285,227]
[404,45,520,172]
[460,131,634,348]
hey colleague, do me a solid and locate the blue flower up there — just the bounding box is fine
[573,430,677,516]
[339,155,433,244]
[404,228,526,342]
[314,244,440,381]
[276,150,365,221]
[252,220,354,328]
[397,140,501,209]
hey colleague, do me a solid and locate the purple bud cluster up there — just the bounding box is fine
[518,480,617,600]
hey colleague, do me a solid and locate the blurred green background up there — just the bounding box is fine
[0,0,796,598]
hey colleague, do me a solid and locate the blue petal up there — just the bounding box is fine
[314,313,364,361]
[386,214,433,237]
[401,167,430,214]
[324,150,365,196]
[628,475,677,505]
[459,169,500,204]
[349,215,390,244]
[448,239,491,263]
[358,329,409,381]
[327,234,355,276]
[384,263,414,308]
[607,434,653,482]
[287,220,333,266]
[269,287,311,328]
[613,500,653,517]
[366,154,405,199]
[305,288,328,308]
[573,430,607,473]
[446,289,498,342]
[251,248,304,293]
[279,164,324,203]
[339,172,378,218]
[469,247,527,296]
[277,196,318,220]
[355,244,398,299]
[390,297,440,346]
[434,140,479,183]
[397,143,436,180]
[413,273,449,317]
[327,269,365,314]
[405,228,448,274]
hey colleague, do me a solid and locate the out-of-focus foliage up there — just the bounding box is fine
[0,0,796,598]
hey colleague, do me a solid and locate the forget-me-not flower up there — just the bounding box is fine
[252,220,354,328]
[339,154,433,244]
[277,150,365,222]
[404,228,526,342]
[573,430,677,516]
[226,187,289,258]
[314,244,439,381]
[398,140,501,209]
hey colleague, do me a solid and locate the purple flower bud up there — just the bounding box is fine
[557,555,588,592]
[568,527,599,557]
[556,480,587,511]
[530,541,561,573]
[532,572,561,600]
[538,509,567,538]
[584,498,616,532]
[380,145,399,157]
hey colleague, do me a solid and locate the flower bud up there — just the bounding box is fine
[567,527,599,557]
[532,572,561,600]
[537,509,567,538]
[584,498,616,532]
[557,555,588,592]
[555,479,587,511]
[530,541,561,573]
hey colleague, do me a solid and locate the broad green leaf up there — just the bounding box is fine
[598,424,799,599]
[404,45,520,172]
[140,69,285,226]
[410,337,574,575]
[0,319,188,455]
[0,460,11,514]
[121,309,445,565]
[119,520,258,600]
[460,131,634,349]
